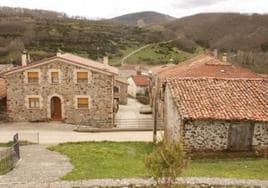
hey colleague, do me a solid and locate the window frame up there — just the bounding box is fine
[48,69,62,84]
[25,95,43,109]
[74,95,90,109]
[73,69,91,84]
[24,69,41,84]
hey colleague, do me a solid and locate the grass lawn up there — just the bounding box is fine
[49,142,268,180]
[49,142,155,180]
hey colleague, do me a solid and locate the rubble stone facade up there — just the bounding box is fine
[5,60,115,127]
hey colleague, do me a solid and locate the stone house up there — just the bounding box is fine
[127,72,150,98]
[165,77,268,152]
[151,54,268,152]
[0,53,119,127]
[151,54,266,121]
[114,77,128,105]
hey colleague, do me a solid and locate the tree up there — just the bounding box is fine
[145,141,187,186]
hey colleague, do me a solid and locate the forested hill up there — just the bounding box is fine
[0,7,161,65]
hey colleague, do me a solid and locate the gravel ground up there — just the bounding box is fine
[0,145,73,186]
[1,177,268,188]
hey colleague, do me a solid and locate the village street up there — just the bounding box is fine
[0,122,157,144]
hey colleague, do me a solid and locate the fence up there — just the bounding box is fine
[0,133,20,175]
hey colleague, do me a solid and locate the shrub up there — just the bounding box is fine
[145,141,187,186]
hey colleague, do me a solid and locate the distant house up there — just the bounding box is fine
[1,52,119,127]
[152,54,268,152]
[127,71,150,98]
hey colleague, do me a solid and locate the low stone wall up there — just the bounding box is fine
[182,120,229,152]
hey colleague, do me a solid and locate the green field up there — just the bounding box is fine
[49,142,268,180]
[123,43,194,65]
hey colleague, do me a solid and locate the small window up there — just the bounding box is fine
[28,72,39,84]
[113,86,119,93]
[77,72,88,83]
[51,72,59,84]
[77,98,89,109]
[29,97,40,109]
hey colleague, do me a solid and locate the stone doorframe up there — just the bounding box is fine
[47,94,65,120]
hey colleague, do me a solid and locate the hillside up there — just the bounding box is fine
[163,13,268,52]
[0,7,162,65]
[110,11,175,27]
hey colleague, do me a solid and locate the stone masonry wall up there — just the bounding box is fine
[6,60,114,127]
[115,81,128,105]
[164,87,181,143]
[182,120,230,152]
[252,122,268,150]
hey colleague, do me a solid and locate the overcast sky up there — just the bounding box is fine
[0,0,267,19]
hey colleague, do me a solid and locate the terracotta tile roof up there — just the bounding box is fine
[0,78,6,99]
[159,54,263,80]
[168,78,268,122]
[58,53,118,75]
[132,74,150,87]
[1,53,118,76]
[150,64,176,74]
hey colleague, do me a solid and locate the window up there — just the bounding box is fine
[77,97,89,109]
[51,72,59,84]
[28,72,39,84]
[113,86,119,93]
[77,72,88,83]
[28,97,40,109]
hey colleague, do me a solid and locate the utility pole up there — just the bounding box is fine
[153,78,159,143]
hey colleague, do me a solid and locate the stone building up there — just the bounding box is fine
[1,53,119,127]
[114,77,128,105]
[165,78,268,152]
[127,72,150,98]
[0,78,6,121]
[151,54,268,152]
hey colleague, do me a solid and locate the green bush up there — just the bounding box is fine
[145,141,187,186]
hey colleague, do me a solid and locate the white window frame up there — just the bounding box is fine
[25,95,43,109]
[74,95,91,109]
[48,69,62,84]
[24,69,41,84]
[73,69,91,84]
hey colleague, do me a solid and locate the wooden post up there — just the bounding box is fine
[153,78,159,143]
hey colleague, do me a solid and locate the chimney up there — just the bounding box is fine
[56,49,62,57]
[21,51,27,66]
[222,53,228,62]
[213,49,218,58]
[103,56,109,65]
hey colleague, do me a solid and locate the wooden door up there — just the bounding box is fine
[228,122,254,151]
[51,97,62,120]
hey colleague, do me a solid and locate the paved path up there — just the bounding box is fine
[0,122,160,144]
[2,177,268,188]
[115,98,153,128]
[0,145,73,186]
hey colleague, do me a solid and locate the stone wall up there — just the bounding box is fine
[0,97,7,122]
[253,122,268,151]
[182,120,230,152]
[115,81,128,105]
[164,87,181,143]
[6,60,114,127]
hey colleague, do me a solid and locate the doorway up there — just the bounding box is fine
[228,122,254,151]
[51,96,62,120]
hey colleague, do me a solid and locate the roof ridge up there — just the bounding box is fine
[167,77,267,82]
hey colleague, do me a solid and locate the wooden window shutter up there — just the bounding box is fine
[77,98,89,108]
